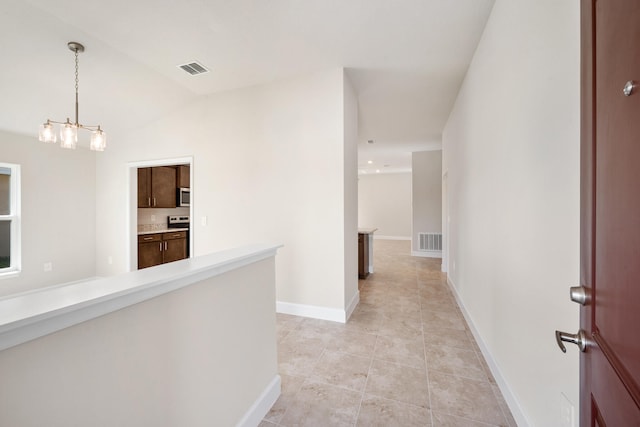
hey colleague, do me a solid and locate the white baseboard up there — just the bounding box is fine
[374,235,411,240]
[411,250,442,258]
[236,374,281,427]
[446,277,531,427]
[276,295,359,324]
[345,290,360,321]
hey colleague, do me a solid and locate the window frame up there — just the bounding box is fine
[0,162,21,278]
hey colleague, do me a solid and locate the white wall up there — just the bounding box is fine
[342,72,359,315]
[411,150,442,253]
[358,173,411,239]
[0,130,96,297]
[0,257,279,427]
[96,68,356,316]
[443,1,580,426]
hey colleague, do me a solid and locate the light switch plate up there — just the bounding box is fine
[43,262,52,272]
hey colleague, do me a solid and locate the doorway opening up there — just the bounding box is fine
[127,157,193,271]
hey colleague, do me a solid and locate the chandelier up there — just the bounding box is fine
[38,42,106,151]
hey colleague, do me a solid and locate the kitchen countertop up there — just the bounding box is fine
[358,228,378,234]
[138,227,189,235]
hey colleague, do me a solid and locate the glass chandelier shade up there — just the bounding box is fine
[59,120,78,149]
[38,42,106,152]
[90,127,106,151]
[38,120,57,143]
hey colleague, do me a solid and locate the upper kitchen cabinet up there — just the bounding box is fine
[138,166,177,208]
[137,168,151,208]
[177,165,190,188]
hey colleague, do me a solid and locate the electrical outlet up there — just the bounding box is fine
[452,261,456,271]
[43,262,52,272]
[108,256,113,265]
[151,214,156,222]
[201,216,207,226]
[560,393,575,427]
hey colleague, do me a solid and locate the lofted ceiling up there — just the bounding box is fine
[1,0,494,172]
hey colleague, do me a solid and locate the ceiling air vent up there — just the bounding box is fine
[178,61,210,76]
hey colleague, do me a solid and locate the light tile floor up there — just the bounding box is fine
[261,240,517,427]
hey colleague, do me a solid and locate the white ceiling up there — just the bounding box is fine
[1,0,494,172]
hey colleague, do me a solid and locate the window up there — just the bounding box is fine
[0,163,20,277]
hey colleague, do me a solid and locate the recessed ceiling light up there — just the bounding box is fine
[367,160,373,164]
[376,169,380,173]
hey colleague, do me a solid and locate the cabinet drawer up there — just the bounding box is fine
[138,233,162,243]
[163,231,187,240]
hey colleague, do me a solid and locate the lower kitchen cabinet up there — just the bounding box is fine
[138,234,163,269]
[137,231,187,269]
[162,231,187,263]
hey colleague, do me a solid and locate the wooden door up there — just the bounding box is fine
[151,166,176,208]
[580,0,640,425]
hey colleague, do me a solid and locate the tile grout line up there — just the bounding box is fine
[488,377,514,427]
[351,286,380,427]
[277,339,327,427]
[433,410,500,427]
[445,285,514,426]
[417,264,435,427]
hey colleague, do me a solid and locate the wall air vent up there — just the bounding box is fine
[178,61,210,76]
[418,232,443,251]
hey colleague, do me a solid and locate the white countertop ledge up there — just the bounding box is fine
[358,228,378,234]
[138,227,189,235]
[0,243,282,352]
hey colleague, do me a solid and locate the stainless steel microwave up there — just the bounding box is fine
[177,187,190,207]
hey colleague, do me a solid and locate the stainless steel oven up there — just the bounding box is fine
[168,215,190,257]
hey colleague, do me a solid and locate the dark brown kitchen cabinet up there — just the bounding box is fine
[137,166,177,208]
[137,168,152,208]
[137,231,187,269]
[358,233,369,279]
[162,231,187,263]
[177,165,190,188]
[138,233,163,269]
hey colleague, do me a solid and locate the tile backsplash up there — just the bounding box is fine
[138,207,189,232]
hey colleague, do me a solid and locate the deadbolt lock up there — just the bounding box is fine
[569,286,590,305]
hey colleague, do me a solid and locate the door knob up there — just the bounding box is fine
[555,329,587,353]
[569,286,590,305]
